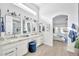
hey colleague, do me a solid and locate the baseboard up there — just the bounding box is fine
[66,47,75,53]
[54,40,64,43]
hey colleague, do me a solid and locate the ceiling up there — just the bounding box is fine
[34,3,77,24]
[53,15,68,27]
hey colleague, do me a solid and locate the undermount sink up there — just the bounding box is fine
[0,37,5,41]
[6,36,18,40]
[26,35,29,37]
[11,36,18,38]
[21,35,29,37]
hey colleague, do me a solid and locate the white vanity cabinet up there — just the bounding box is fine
[0,40,28,56]
[36,36,43,47]
[1,43,17,56]
[34,35,43,47]
[2,48,17,56]
[0,34,43,56]
[16,40,28,56]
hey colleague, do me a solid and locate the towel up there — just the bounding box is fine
[69,30,77,42]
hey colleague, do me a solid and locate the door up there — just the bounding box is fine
[17,40,28,56]
[42,24,53,46]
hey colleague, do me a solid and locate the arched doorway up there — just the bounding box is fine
[53,15,68,43]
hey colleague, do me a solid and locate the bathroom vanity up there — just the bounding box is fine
[0,34,43,56]
[0,16,43,56]
[0,11,46,56]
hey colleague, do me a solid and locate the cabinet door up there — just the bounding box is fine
[2,48,17,56]
[17,40,28,56]
[35,36,43,47]
[2,43,17,56]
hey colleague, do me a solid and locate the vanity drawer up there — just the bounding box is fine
[34,36,43,47]
[16,40,28,56]
[2,43,17,50]
[2,48,17,56]
[1,43,17,56]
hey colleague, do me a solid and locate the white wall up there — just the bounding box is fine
[78,3,79,28]
[39,3,78,26]
[39,3,78,50]
[0,3,39,35]
[23,3,39,19]
[39,18,53,46]
[53,15,68,27]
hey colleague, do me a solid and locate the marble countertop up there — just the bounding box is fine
[0,34,43,46]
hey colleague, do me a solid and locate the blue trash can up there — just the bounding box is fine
[28,41,36,53]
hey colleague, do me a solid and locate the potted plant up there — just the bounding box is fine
[75,36,79,56]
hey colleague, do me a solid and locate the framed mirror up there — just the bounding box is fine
[38,23,43,33]
[42,26,45,32]
[27,22,31,33]
[23,19,31,34]
[32,21,37,32]
[13,20,21,34]
[39,25,41,32]
[5,15,21,35]
[23,20,27,33]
